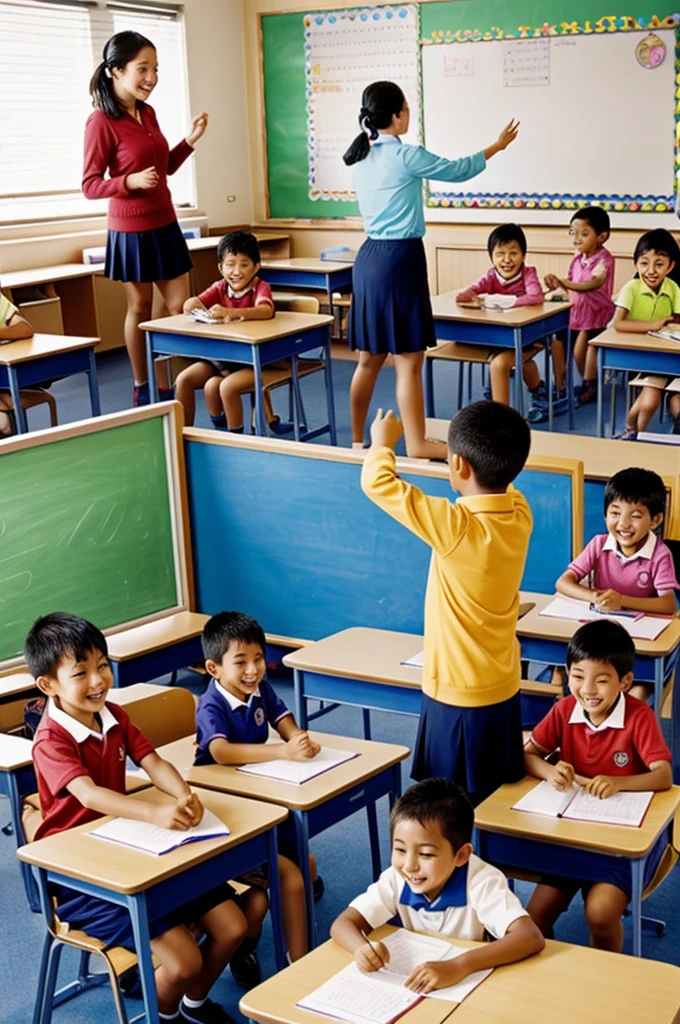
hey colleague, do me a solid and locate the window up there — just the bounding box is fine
[0,0,193,224]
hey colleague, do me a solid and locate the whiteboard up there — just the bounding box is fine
[422,31,676,207]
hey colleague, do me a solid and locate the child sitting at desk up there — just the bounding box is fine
[175,231,293,435]
[26,612,247,1024]
[330,778,544,992]
[194,610,321,966]
[544,206,615,406]
[611,228,680,440]
[0,283,35,437]
[361,400,532,805]
[524,620,672,953]
[556,466,678,700]
[455,224,565,422]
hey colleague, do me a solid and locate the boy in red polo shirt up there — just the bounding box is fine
[523,619,672,953]
[26,612,260,1024]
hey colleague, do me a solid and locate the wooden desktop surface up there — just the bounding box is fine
[187,234,290,253]
[260,258,354,273]
[517,590,680,656]
[282,628,424,688]
[591,326,680,354]
[0,732,33,771]
[430,293,572,326]
[1,264,100,289]
[107,682,174,705]
[17,786,287,894]
[475,776,680,857]
[139,311,333,343]
[0,333,100,364]
[0,672,36,701]
[240,925,680,1024]
[155,731,410,811]
[106,611,209,661]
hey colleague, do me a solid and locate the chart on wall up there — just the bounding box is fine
[420,6,679,213]
[304,5,421,200]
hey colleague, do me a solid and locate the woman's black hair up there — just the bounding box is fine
[89,31,155,119]
[342,81,405,166]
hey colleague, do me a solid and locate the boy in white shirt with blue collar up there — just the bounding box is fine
[331,778,543,993]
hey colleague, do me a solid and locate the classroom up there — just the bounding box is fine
[4,0,680,1022]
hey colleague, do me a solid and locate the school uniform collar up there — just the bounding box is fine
[603,531,657,564]
[456,491,515,513]
[371,134,401,146]
[227,279,258,301]
[213,678,261,710]
[493,267,524,287]
[48,698,118,743]
[569,692,625,731]
[579,249,605,268]
[637,277,675,300]
[400,862,469,910]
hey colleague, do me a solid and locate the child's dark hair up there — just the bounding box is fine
[447,401,530,489]
[487,224,527,258]
[343,81,405,166]
[217,231,261,266]
[633,228,680,265]
[570,206,610,238]
[24,612,108,679]
[390,778,474,851]
[604,467,666,519]
[89,31,155,119]
[202,611,267,664]
[566,620,635,679]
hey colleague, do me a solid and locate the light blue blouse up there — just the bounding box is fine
[352,135,486,240]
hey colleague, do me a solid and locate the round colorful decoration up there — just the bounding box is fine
[635,32,666,69]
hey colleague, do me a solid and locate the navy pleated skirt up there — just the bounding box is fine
[348,237,436,354]
[105,219,193,283]
[412,692,525,805]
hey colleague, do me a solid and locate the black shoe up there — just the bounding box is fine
[119,965,143,1000]
[313,875,325,902]
[229,947,262,989]
[180,998,236,1024]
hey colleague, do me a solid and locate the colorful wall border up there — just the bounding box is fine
[423,11,680,213]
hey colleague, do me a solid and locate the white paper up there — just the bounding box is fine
[637,431,680,445]
[513,780,654,827]
[401,650,424,669]
[90,808,229,855]
[235,746,357,785]
[427,945,493,1003]
[539,596,670,640]
[648,328,680,342]
[382,932,491,1004]
[512,779,576,818]
[502,38,550,88]
[188,309,219,324]
[481,294,516,310]
[297,962,420,1024]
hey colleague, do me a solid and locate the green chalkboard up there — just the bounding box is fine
[0,415,180,664]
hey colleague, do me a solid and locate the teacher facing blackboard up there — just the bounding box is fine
[343,81,518,459]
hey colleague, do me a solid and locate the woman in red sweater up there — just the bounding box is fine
[83,31,208,406]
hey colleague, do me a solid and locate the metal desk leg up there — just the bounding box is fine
[566,328,575,431]
[294,668,307,729]
[513,329,524,414]
[630,858,644,958]
[362,709,372,740]
[5,772,39,910]
[252,349,266,436]
[291,810,316,948]
[546,338,554,432]
[654,657,664,721]
[596,347,604,437]
[323,332,337,445]
[366,801,381,881]
[266,828,287,971]
[128,893,160,1023]
[86,349,101,417]
[8,367,27,434]
[424,357,435,418]
[290,356,301,441]
[145,333,158,402]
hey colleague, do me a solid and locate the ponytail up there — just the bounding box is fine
[89,31,155,120]
[342,81,406,166]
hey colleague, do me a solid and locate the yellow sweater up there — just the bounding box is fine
[361,447,533,708]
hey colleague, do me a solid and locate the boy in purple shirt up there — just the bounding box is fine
[544,207,615,406]
[556,467,678,698]
[456,224,565,422]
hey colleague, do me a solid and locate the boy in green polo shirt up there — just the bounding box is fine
[612,229,680,439]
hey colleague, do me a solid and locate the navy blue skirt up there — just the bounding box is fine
[412,692,524,805]
[348,237,436,354]
[105,219,193,283]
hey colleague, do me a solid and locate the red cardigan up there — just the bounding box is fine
[82,104,193,233]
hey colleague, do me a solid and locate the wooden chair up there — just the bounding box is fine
[0,387,57,435]
[120,685,197,747]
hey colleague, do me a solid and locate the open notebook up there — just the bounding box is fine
[297,930,491,1024]
[236,746,357,785]
[512,780,653,827]
[539,595,671,641]
[90,809,229,855]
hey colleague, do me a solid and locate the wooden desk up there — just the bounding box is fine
[0,333,100,433]
[258,259,353,319]
[155,730,409,945]
[105,610,209,687]
[428,295,573,424]
[590,327,680,437]
[1,264,100,338]
[141,311,336,442]
[0,671,36,707]
[475,777,680,958]
[240,926,458,1024]
[241,924,680,1024]
[18,786,289,1022]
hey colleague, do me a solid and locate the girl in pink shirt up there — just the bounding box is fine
[456,225,565,422]
[544,207,615,405]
